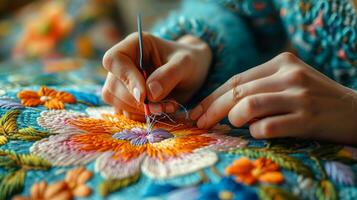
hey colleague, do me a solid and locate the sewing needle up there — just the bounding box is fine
[137,14,151,130]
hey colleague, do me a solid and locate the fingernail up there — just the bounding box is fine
[197,115,206,129]
[148,81,163,100]
[190,105,203,120]
[149,103,162,114]
[166,103,175,113]
[133,87,141,103]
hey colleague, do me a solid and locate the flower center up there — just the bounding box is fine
[219,190,234,200]
[112,128,174,146]
[40,96,52,102]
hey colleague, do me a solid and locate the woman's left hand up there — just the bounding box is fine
[190,52,357,144]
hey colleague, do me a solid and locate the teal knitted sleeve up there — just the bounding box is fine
[151,0,283,102]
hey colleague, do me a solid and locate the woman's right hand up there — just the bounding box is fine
[102,33,212,121]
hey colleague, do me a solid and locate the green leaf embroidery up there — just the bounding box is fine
[259,186,299,200]
[316,180,337,200]
[18,154,52,169]
[0,150,51,170]
[99,173,140,197]
[0,110,49,146]
[0,169,25,200]
[0,150,20,169]
[229,147,314,178]
[0,110,19,137]
[310,144,343,158]
[11,127,49,141]
[310,144,357,164]
[0,136,7,145]
[0,150,52,199]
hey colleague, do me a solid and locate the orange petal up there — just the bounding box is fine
[225,157,254,175]
[56,91,76,104]
[76,170,93,184]
[44,99,64,109]
[258,171,284,184]
[11,196,29,200]
[263,163,280,172]
[17,90,39,99]
[236,174,257,185]
[253,157,266,167]
[44,181,68,198]
[31,181,47,199]
[21,98,42,107]
[72,185,92,197]
[39,86,58,97]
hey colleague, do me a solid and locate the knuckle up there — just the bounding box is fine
[118,73,131,87]
[244,97,259,114]
[285,68,308,86]
[200,98,212,111]
[297,89,313,105]
[232,86,243,102]
[229,74,241,88]
[164,63,179,75]
[276,52,298,63]
[177,52,192,66]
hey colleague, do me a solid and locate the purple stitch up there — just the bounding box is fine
[147,129,174,143]
[0,100,25,109]
[112,128,174,145]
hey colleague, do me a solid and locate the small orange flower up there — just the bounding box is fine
[13,167,92,200]
[17,86,76,109]
[225,157,284,185]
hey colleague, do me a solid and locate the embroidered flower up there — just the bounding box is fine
[13,1,73,58]
[31,108,247,180]
[142,177,258,200]
[225,157,284,185]
[13,167,92,200]
[17,86,76,110]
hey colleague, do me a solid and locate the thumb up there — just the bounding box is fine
[146,53,189,102]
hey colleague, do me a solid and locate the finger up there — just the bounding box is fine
[104,73,144,112]
[146,52,189,102]
[196,75,287,129]
[123,111,146,122]
[249,113,303,139]
[102,84,144,115]
[102,39,147,103]
[114,107,123,115]
[228,92,295,127]
[148,101,178,114]
[190,56,283,120]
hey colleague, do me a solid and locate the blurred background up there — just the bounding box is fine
[0,0,179,63]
